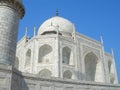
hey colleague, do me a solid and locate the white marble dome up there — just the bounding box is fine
[38,16,75,35]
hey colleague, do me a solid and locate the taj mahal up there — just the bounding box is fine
[0,0,120,90]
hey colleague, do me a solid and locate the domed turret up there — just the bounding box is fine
[38,16,75,36]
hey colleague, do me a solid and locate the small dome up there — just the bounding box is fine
[38,16,75,35]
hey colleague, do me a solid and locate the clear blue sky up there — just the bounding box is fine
[19,0,120,82]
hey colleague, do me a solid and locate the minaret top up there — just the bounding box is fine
[25,27,28,36]
[100,36,104,44]
[111,48,114,56]
[0,0,25,19]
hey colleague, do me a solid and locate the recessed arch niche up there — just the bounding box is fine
[84,52,103,82]
[38,69,52,78]
[25,49,31,68]
[38,44,52,63]
[108,60,114,74]
[110,77,115,84]
[63,70,73,79]
[62,46,73,65]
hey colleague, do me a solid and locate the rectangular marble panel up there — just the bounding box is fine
[41,86,51,90]
[66,87,74,90]
[28,84,36,90]
[0,77,7,86]
[55,87,63,90]
[77,88,84,90]
[0,88,7,90]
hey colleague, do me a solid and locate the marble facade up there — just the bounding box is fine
[0,0,120,90]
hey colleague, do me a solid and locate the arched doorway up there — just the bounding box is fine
[108,60,112,73]
[84,52,98,81]
[108,60,114,74]
[38,44,52,63]
[110,77,115,84]
[62,46,71,65]
[25,49,31,68]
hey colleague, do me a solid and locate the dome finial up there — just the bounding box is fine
[56,9,59,16]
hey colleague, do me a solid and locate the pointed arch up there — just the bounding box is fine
[62,46,71,64]
[63,70,72,79]
[38,44,52,63]
[84,52,98,81]
[110,77,115,84]
[38,69,52,78]
[25,49,31,68]
[108,60,114,74]
[108,60,112,73]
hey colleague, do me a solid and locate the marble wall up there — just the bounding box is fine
[0,64,120,90]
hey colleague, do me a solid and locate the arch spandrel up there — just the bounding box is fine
[83,51,100,61]
[82,45,101,60]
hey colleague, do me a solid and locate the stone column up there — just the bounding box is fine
[0,0,25,65]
